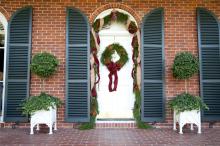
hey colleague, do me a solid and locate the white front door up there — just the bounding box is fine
[97,24,135,119]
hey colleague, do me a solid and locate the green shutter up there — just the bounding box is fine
[197,8,220,121]
[4,7,32,122]
[141,8,165,122]
[65,8,90,122]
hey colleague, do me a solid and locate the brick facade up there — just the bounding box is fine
[0,0,220,128]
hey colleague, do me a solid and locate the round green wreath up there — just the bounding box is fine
[101,43,128,68]
[172,52,199,80]
[31,52,59,78]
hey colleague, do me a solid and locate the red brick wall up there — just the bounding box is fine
[0,0,220,128]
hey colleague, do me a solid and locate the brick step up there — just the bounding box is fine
[95,121,136,128]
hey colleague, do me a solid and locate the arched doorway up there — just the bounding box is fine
[93,9,138,120]
[0,12,7,122]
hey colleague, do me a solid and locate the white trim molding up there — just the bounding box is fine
[0,12,8,122]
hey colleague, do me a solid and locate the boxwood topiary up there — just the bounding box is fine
[172,52,199,80]
[22,52,61,116]
[168,92,208,114]
[31,52,59,78]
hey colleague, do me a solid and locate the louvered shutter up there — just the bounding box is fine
[66,8,90,122]
[197,8,220,121]
[4,7,32,122]
[141,8,165,122]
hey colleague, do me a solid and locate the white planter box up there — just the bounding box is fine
[30,106,57,135]
[173,110,201,134]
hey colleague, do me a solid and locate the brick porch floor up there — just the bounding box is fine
[0,128,220,146]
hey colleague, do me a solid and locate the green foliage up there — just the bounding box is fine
[31,52,59,78]
[172,52,199,80]
[91,96,99,116]
[78,116,96,130]
[136,121,153,129]
[103,14,111,26]
[23,53,61,117]
[92,19,100,33]
[21,92,62,115]
[116,12,128,24]
[134,46,139,59]
[133,90,153,129]
[168,92,208,114]
[128,21,138,34]
[90,32,96,50]
[78,96,99,130]
[101,43,128,67]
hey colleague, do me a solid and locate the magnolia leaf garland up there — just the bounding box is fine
[101,43,128,92]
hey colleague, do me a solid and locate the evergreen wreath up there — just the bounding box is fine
[101,43,128,92]
[101,43,128,68]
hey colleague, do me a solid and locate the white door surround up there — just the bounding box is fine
[0,12,8,122]
[95,9,137,120]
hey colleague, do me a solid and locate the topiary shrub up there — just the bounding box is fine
[22,52,61,116]
[31,52,59,78]
[168,92,208,114]
[170,52,208,113]
[172,52,199,80]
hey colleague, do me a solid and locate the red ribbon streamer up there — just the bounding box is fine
[96,33,100,45]
[131,36,138,90]
[107,61,121,92]
[91,85,97,97]
[93,54,100,84]
[131,36,136,80]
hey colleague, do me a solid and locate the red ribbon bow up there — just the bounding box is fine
[107,61,121,92]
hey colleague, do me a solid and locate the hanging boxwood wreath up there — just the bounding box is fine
[101,43,128,92]
[31,52,59,78]
[172,52,199,80]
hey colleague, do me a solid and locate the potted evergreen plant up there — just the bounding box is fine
[169,52,208,134]
[21,52,62,134]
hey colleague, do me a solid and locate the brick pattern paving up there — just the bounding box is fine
[95,122,136,128]
[0,128,220,146]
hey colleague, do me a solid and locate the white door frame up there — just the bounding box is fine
[0,12,8,122]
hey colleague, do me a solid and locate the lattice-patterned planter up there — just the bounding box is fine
[173,110,201,134]
[30,106,57,135]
